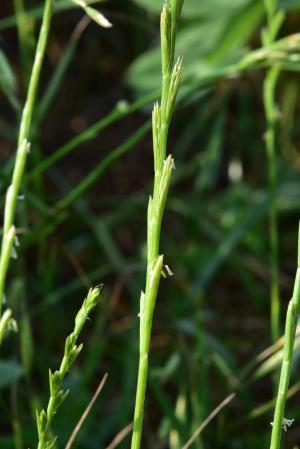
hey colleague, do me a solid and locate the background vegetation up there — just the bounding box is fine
[1,0,300,448]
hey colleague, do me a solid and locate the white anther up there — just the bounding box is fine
[270,417,295,432]
[165,264,174,276]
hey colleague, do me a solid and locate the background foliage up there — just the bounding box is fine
[1,0,300,448]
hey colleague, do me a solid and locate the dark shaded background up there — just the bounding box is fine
[1,1,300,448]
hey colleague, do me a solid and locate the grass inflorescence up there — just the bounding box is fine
[2,0,300,448]
[130,2,183,449]
[36,287,102,449]
[0,0,53,344]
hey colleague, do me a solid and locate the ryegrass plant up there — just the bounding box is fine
[262,0,284,343]
[2,1,300,447]
[263,5,300,445]
[36,286,102,449]
[0,0,53,343]
[269,225,300,449]
[130,2,183,448]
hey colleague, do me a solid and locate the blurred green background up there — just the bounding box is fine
[1,0,300,448]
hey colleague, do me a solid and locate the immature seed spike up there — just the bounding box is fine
[130,2,184,448]
[49,370,62,397]
[37,285,102,449]
[74,286,101,335]
[86,286,102,309]
[161,3,172,75]
[152,102,162,172]
[37,409,47,436]
[157,155,174,217]
[147,255,164,309]
[170,0,184,22]
[166,55,183,121]
[264,0,277,17]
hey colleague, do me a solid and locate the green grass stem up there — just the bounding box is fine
[36,286,102,449]
[269,224,300,449]
[0,0,53,329]
[25,32,300,184]
[130,2,183,449]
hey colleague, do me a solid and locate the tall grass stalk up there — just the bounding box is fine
[0,0,53,338]
[269,224,300,449]
[262,0,284,343]
[36,286,101,449]
[130,2,184,449]
[24,32,300,183]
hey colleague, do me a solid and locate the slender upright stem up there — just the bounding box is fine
[36,287,101,449]
[269,224,300,449]
[130,2,184,449]
[0,0,53,321]
[262,0,284,343]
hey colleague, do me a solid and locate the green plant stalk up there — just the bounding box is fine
[130,2,183,449]
[36,286,102,449]
[24,32,300,183]
[262,0,284,343]
[0,0,53,320]
[269,225,300,449]
[264,66,281,344]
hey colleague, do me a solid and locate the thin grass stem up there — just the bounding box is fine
[36,286,102,449]
[130,2,184,449]
[269,224,300,449]
[0,0,53,330]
